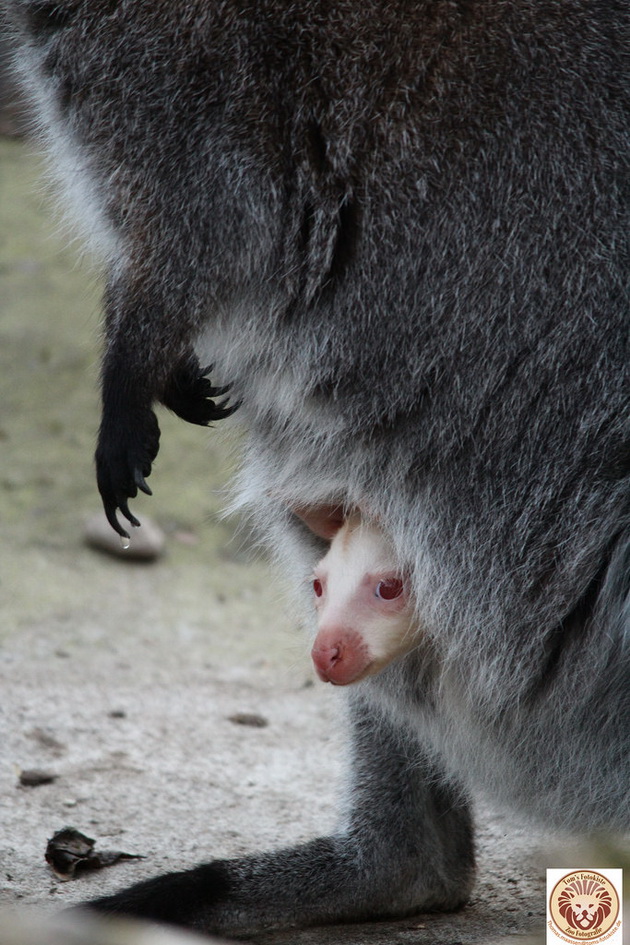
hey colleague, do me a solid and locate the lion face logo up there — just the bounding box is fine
[557,879,613,932]
[549,869,621,944]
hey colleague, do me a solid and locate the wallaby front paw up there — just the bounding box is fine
[162,355,238,425]
[95,407,160,538]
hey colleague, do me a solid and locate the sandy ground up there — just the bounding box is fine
[0,132,626,945]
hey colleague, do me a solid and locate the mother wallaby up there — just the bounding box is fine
[6,0,629,937]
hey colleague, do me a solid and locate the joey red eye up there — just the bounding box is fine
[313,578,323,597]
[375,578,404,600]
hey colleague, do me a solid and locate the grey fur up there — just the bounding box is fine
[5,0,629,936]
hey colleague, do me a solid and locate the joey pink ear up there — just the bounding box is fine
[292,504,345,539]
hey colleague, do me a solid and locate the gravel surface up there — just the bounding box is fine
[1,132,620,945]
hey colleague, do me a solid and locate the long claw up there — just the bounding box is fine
[205,383,231,397]
[104,502,130,540]
[95,402,159,537]
[199,366,231,397]
[134,469,153,496]
[119,496,141,529]
[214,398,241,419]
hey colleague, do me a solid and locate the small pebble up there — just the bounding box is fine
[19,768,58,787]
[228,712,269,728]
[84,511,166,561]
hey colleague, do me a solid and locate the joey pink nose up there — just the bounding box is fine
[311,627,371,686]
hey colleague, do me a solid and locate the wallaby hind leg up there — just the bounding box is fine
[84,691,474,937]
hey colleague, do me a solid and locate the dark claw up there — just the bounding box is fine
[134,469,153,496]
[95,404,160,537]
[198,366,231,397]
[207,383,231,397]
[162,354,239,426]
[118,496,141,529]
[104,501,130,540]
[212,397,241,420]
